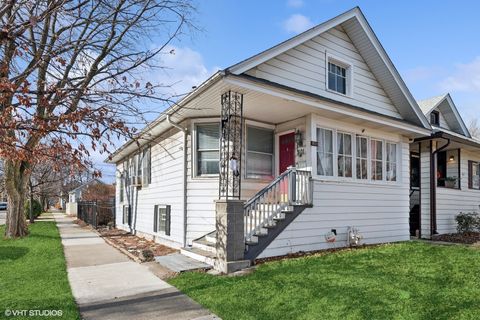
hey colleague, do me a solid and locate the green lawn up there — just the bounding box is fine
[0,220,80,320]
[170,242,480,320]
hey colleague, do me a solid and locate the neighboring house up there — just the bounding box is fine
[107,7,480,272]
[66,179,105,215]
[412,94,480,238]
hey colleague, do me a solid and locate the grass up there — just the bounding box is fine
[0,220,80,320]
[170,242,480,320]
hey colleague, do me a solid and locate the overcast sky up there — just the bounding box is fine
[99,0,480,182]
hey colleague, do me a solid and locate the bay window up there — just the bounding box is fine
[317,128,334,176]
[246,126,274,179]
[371,139,383,181]
[337,132,353,178]
[196,123,220,176]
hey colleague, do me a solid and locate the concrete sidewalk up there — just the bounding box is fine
[54,213,218,320]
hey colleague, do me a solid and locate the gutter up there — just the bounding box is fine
[166,115,189,248]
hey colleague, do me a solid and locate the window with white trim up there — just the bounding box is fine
[371,139,383,181]
[356,136,368,180]
[328,62,347,94]
[196,123,220,176]
[317,128,334,176]
[337,132,353,178]
[246,126,274,179]
[386,143,397,181]
[141,147,151,186]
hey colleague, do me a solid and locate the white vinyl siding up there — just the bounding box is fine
[245,25,400,119]
[115,128,185,248]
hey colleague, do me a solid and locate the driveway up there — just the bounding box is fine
[53,213,218,320]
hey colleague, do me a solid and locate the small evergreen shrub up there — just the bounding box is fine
[455,212,480,233]
[24,199,42,219]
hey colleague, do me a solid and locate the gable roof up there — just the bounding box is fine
[227,7,430,129]
[417,93,470,138]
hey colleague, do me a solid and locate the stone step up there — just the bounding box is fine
[180,247,216,266]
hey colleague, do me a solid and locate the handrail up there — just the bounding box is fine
[244,168,293,208]
[243,167,312,241]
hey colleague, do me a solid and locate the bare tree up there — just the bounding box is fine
[468,118,480,139]
[0,0,196,237]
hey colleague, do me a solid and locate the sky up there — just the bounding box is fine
[99,0,480,182]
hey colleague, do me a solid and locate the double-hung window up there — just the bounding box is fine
[328,62,347,94]
[246,126,274,179]
[317,128,334,176]
[469,161,480,190]
[196,123,220,176]
[337,132,353,178]
[371,139,383,181]
[437,150,460,189]
[356,136,368,180]
[142,147,151,186]
[386,143,397,181]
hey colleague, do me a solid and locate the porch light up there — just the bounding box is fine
[449,155,455,162]
[295,129,303,147]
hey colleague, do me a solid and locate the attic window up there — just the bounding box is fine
[430,111,440,126]
[328,62,347,94]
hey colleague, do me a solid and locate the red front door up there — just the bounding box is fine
[279,132,295,174]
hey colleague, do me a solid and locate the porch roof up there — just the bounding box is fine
[414,127,480,152]
[108,73,432,163]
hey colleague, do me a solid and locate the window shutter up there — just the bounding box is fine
[468,161,473,189]
[165,205,171,236]
[153,205,158,232]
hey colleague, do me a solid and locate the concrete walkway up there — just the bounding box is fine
[54,213,218,320]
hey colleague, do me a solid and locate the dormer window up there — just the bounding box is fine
[328,62,346,94]
[430,111,440,126]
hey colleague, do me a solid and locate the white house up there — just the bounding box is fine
[66,178,104,215]
[107,7,480,272]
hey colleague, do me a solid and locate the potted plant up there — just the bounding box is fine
[445,176,457,188]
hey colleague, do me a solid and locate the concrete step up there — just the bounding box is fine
[192,238,216,254]
[205,231,216,244]
[180,247,216,266]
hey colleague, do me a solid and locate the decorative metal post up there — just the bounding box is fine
[219,91,243,200]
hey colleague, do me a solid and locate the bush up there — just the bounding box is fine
[25,199,42,219]
[455,212,480,233]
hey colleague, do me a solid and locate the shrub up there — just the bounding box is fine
[24,199,42,219]
[455,212,480,233]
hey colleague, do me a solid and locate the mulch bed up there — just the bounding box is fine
[432,232,480,244]
[96,227,178,260]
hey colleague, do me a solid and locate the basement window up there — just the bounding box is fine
[437,149,460,189]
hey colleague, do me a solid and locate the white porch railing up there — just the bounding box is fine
[243,167,312,241]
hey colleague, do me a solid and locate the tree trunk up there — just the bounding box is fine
[4,160,29,238]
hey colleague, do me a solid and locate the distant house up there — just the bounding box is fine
[107,7,480,272]
[66,179,104,215]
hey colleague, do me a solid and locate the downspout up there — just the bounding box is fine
[430,136,450,237]
[166,115,189,247]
